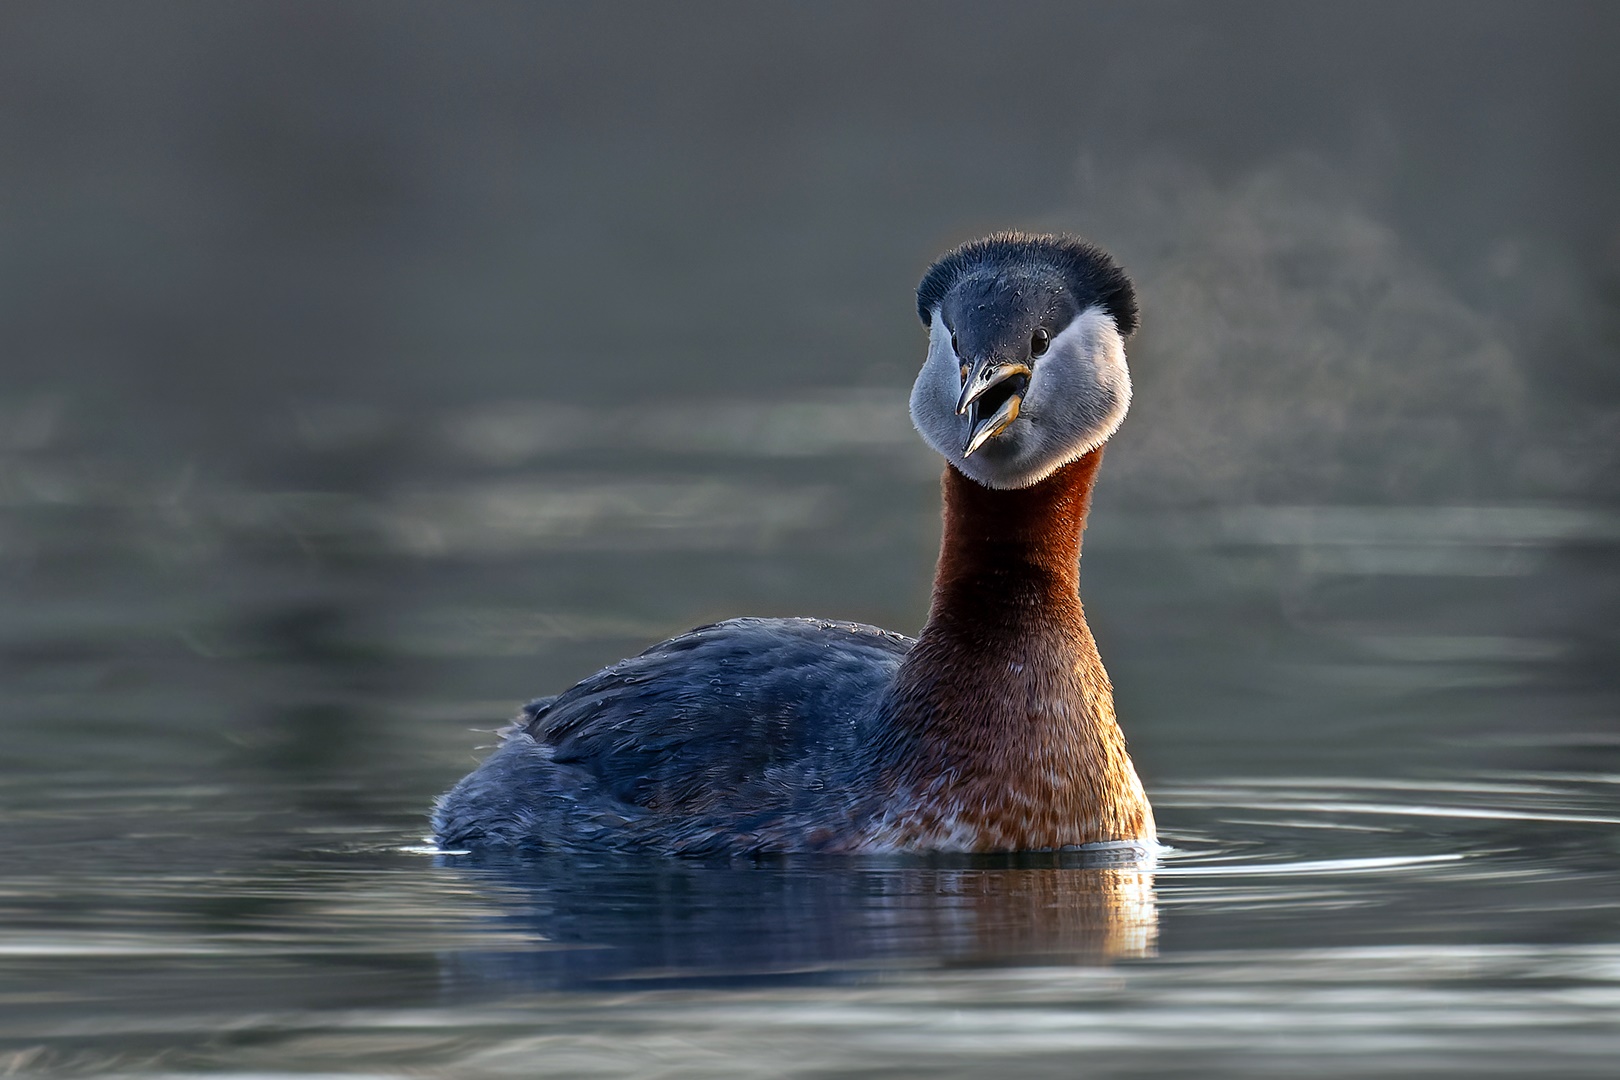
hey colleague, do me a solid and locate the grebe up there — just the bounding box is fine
[433,232,1154,855]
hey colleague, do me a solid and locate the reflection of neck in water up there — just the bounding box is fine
[437,858,1157,990]
[892,865,1160,964]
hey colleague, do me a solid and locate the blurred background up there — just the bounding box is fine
[2,3,1618,1077]
[3,0,1615,785]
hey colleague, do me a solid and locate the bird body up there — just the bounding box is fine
[433,233,1155,855]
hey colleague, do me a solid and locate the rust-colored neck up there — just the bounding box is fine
[928,447,1102,630]
[868,446,1152,850]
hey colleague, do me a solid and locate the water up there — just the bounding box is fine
[5,775,1619,1077]
[4,4,1620,1076]
[3,386,1617,1076]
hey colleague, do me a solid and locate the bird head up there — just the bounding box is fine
[910,233,1138,489]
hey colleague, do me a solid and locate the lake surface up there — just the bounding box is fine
[3,389,1617,1078]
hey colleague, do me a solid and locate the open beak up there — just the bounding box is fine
[956,356,1032,457]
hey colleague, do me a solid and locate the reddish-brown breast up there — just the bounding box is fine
[864,447,1154,851]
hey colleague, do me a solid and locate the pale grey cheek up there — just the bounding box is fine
[909,352,967,460]
[1030,356,1114,446]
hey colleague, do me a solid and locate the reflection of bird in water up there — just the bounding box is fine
[434,233,1154,855]
[438,856,1158,991]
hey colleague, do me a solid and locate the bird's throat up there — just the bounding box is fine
[932,446,1101,608]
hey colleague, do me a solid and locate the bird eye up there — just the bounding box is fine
[1030,328,1051,357]
[950,332,959,354]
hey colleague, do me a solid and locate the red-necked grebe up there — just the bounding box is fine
[433,232,1154,855]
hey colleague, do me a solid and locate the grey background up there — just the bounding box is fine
[4,1,1617,504]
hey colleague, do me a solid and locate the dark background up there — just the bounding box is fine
[4,1,1618,503]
